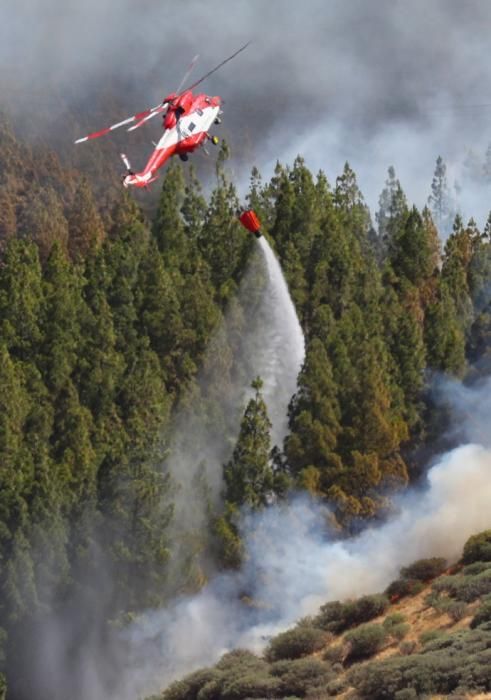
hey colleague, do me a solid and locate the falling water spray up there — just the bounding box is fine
[254,237,305,446]
[165,237,305,538]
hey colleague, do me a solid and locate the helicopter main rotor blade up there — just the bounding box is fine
[180,41,251,96]
[127,103,169,132]
[74,103,164,144]
[175,54,200,95]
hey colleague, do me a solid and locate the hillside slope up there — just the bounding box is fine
[148,530,491,700]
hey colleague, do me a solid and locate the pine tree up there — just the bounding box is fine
[0,187,16,249]
[136,238,184,390]
[198,178,249,300]
[424,280,466,376]
[376,166,409,258]
[152,161,187,265]
[0,239,45,361]
[17,184,69,262]
[441,214,474,329]
[0,347,38,621]
[428,155,454,235]
[66,177,104,260]
[223,377,274,509]
[285,337,342,491]
[389,206,438,287]
[334,162,371,242]
[40,242,86,393]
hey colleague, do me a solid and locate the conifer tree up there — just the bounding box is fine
[152,161,188,265]
[424,281,466,376]
[285,337,342,491]
[0,239,44,361]
[388,206,438,288]
[376,166,409,257]
[17,185,69,262]
[223,377,274,509]
[334,162,371,242]
[0,187,16,248]
[66,177,104,260]
[136,238,184,390]
[198,178,248,299]
[40,242,86,392]
[441,214,474,329]
[428,155,454,235]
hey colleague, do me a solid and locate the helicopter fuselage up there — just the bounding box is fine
[123,91,221,188]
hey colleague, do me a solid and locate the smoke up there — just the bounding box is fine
[120,445,491,699]
[2,1,491,226]
[104,371,491,700]
[3,4,491,696]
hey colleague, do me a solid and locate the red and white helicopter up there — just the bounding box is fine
[74,43,250,189]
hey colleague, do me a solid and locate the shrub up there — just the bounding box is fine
[383,613,406,629]
[220,671,281,700]
[394,690,417,700]
[265,626,328,661]
[325,676,348,696]
[350,627,491,698]
[344,623,388,661]
[445,600,468,622]
[342,594,390,628]
[462,530,491,564]
[398,640,417,655]
[390,623,410,641]
[400,557,447,582]
[322,644,346,664]
[432,569,491,602]
[470,596,491,629]
[313,600,344,632]
[462,560,491,576]
[314,594,389,633]
[196,679,222,700]
[424,590,448,611]
[216,650,267,673]
[385,577,424,599]
[383,614,410,638]
[163,668,222,700]
[270,657,334,696]
[419,629,443,646]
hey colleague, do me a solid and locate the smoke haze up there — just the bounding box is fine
[2,1,491,224]
[3,4,491,699]
[119,383,491,700]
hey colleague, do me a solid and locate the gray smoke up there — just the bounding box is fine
[2,1,491,225]
[119,382,491,700]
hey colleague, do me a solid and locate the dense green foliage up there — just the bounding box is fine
[399,557,448,582]
[1,112,490,700]
[313,594,390,633]
[351,625,491,698]
[264,625,328,661]
[248,156,491,528]
[0,119,254,696]
[462,529,491,564]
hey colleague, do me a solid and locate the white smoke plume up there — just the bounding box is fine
[120,444,491,699]
[112,343,491,700]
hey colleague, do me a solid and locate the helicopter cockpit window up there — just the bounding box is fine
[188,122,196,132]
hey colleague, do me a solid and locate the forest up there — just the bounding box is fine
[0,111,490,699]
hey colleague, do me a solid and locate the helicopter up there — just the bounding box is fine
[74,42,250,189]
